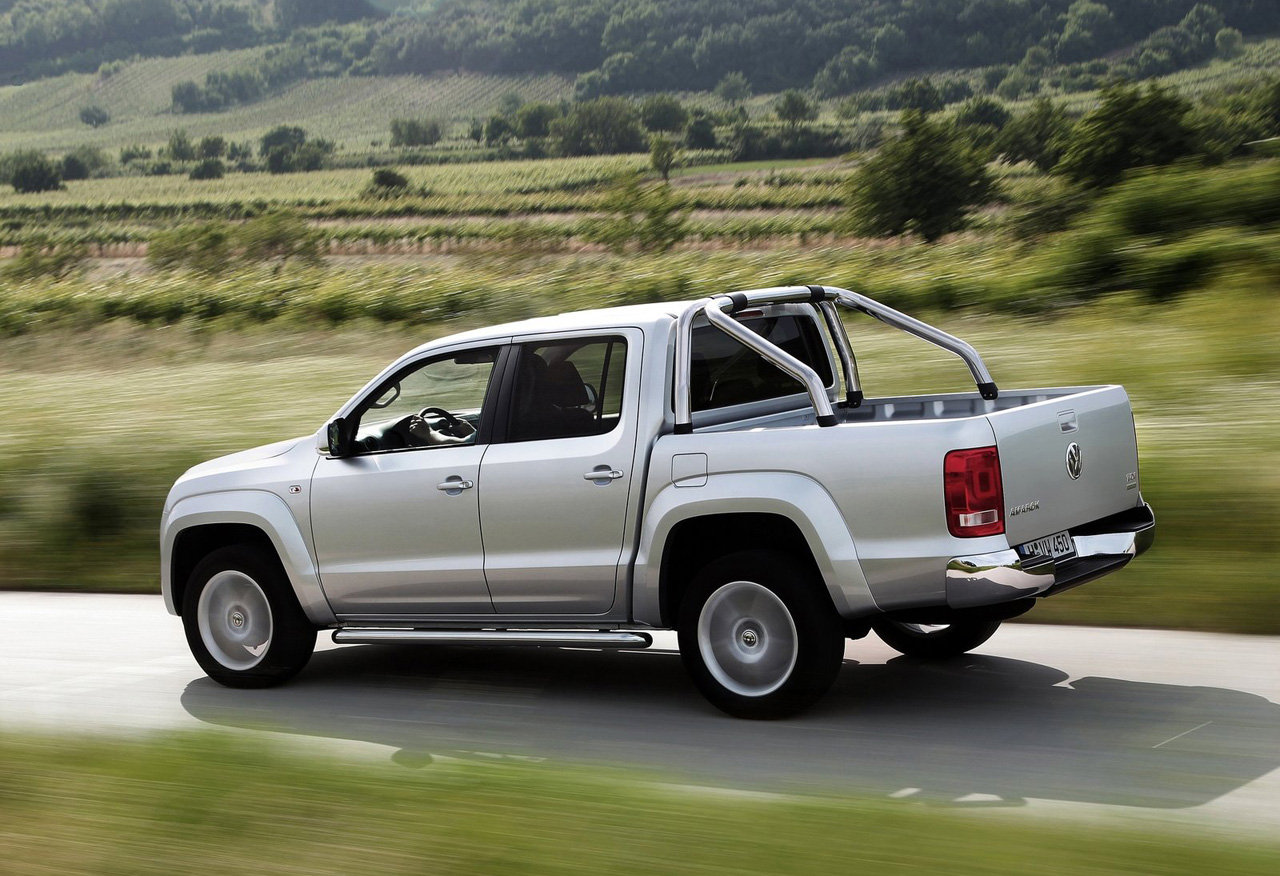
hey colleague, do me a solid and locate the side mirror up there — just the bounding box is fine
[326,417,354,458]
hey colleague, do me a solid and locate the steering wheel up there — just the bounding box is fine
[417,406,462,427]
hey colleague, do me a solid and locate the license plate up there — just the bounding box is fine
[1019,530,1076,562]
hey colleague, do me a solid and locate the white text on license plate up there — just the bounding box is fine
[1023,530,1076,561]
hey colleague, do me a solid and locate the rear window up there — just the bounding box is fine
[689,314,834,412]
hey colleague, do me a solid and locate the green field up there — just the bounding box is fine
[0,55,573,154]
[1,730,1275,876]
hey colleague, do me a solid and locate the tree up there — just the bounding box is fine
[775,90,817,128]
[650,135,678,182]
[845,111,994,242]
[467,118,485,144]
[484,115,514,146]
[390,117,443,148]
[552,97,645,156]
[1216,27,1244,59]
[715,72,751,107]
[166,129,196,162]
[79,105,110,128]
[685,113,717,150]
[896,79,943,114]
[995,97,1071,172]
[198,136,227,159]
[515,103,561,139]
[955,97,1011,131]
[8,152,62,193]
[1056,83,1198,188]
[260,126,308,158]
[640,95,688,132]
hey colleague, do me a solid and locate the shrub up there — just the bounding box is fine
[189,158,226,180]
[79,105,110,127]
[390,117,443,148]
[367,167,410,195]
[3,236,87,280]
[7,152,62,193]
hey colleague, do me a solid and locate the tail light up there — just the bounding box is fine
[945,446,1005,538]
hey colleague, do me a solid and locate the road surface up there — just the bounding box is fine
[3,592,1279,838]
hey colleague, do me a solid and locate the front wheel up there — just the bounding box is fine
[871,618,1001,659]
[182,545,316,688]
[678,550,844,719]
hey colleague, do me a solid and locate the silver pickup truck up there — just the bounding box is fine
[161,285,1154,717]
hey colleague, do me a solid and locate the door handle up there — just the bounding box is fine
[584,469,624,481]
[436,478,474,491]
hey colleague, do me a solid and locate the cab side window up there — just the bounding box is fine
[508,337,627,442]
[689,314,833,411]
[350,347,499,453]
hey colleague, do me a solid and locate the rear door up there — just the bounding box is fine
[989,385,1142,547]
[478,329,643,614]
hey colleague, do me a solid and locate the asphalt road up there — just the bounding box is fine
[3,592,1279,838]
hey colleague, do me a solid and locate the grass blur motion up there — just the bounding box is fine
[0,731,1277,876]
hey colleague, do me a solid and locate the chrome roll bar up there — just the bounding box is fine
[673,284,998,433]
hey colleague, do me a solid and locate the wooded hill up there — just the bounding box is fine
[3,1,1277,97]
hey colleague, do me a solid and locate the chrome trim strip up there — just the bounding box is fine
[332,629,653,648]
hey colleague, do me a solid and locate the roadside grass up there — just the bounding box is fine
[1,730,1276,876]
[0,276,1275,633]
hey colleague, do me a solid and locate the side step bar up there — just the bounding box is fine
[332,629,653,648]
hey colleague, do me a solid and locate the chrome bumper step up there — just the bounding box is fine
[332,629,653,648]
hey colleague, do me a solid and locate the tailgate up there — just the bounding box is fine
[990,386,1142,546]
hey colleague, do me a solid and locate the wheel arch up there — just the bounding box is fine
[632,472,878,628]
[162,490,335,625]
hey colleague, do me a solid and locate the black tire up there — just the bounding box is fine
[871,618,1001,659]
[182,545,316,688]
[677,550,844,719]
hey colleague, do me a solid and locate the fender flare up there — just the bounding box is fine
[161,490,335,625]
[631,471,877,626]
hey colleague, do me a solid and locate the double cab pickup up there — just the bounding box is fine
[162,285,1155,717]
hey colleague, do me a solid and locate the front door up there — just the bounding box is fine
[479,331,642,614]
[311,345,503,617]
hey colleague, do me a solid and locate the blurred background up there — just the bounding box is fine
[1,1,1279,871]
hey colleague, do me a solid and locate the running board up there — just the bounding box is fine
[331,629,653,648]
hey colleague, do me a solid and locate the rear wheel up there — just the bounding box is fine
[678,550,844,719]
[871,618,1000,658]
[183,545,315,688]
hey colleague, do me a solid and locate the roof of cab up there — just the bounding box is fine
[402,301,694,358]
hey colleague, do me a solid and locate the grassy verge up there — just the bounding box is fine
[1,731,1276,876]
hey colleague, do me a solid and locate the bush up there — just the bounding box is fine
[79,105,110,127]
[390,117,443,148]
[585,173,689,253]
[165,129,196,162]
[60,154,90,181]
[3,236,87,281]
[189,158,226,180]
[367,167,411,196]
[7,152,62,193]
[845,110,994,242]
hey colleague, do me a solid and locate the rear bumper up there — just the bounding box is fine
[945,504,1156,609]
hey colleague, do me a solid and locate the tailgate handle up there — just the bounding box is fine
[1058,410,1078,433]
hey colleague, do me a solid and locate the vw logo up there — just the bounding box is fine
[1065,442,1083,480]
